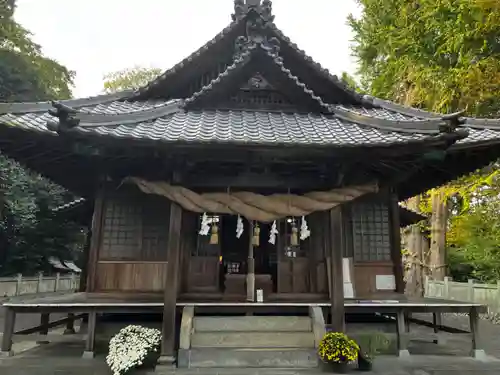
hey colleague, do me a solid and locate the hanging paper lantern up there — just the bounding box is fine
[300,216,311,240]
[199,212,210,236]
[236,215,244,239]
[253,222,260,246]
[268,220,279,245]
[290,220,299,246]
[210,222,219,245]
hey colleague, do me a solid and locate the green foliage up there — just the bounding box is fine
[447,199,500,282]
[355,332,391,358]
[0,156,84,276]
[341,72,365,94]
[103,66,162,93]
[0,0,81,276]
[349,0,500,116]
[349,0,500,281]
[0,0,74,101]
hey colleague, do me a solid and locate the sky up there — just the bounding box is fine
[14,0,362,98]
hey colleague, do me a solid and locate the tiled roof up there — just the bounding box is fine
[0,101,460,147]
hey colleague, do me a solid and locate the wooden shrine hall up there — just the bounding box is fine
[0,0,499,367]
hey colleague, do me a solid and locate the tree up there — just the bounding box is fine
[0,1,74,101]
[0,0,81,276]
[103,66,162,93]
[349,0,500,116]
[349,0,500,282]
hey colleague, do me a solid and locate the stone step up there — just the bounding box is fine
[178,348,319,368]
[191,332,315,348]
[193,316,312,332]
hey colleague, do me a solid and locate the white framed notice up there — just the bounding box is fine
[375,275,396,291]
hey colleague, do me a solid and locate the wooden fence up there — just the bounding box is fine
[0,273,80,298]
[425,276,500,314]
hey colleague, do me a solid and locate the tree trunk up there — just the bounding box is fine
[429,190,448,280]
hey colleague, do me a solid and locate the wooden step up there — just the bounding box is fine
[191,332,315,348]
[193,316,312,332]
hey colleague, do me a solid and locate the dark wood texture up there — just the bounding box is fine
[79,229,92,292]
[86,185,105,292]
[95,262,168,292]
[160,202,183,361]
[353,262,394,297]
[188,257,220,292]
[388,190,405,293]
[329,207,346,332]
[278,259,309,293]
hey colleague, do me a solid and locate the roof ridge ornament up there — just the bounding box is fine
[232,0,274,23]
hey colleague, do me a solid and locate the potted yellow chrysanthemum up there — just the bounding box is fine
[318,332,359,373]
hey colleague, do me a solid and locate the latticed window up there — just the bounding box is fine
[100,197,142,260]
[99,192,170,261]
[350,200,391,262]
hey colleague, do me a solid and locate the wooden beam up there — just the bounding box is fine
[183,171,332,190]
[388,191,405,293]
[86,184,105,292]
[329,207,345,332]
[159,202,183,366]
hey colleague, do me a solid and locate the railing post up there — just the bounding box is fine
[54,272,60,292]
[70,273,76,291]
[444,276,451,299]
[467,279,475,302]
[496,280,500,314]
[15,273,22,296]
[36,272,43,294]
[424,275,430,297]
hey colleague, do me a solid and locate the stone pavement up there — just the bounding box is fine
[1,313,500,374]
[1,341,500,375]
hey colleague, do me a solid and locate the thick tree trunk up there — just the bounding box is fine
[402,196,424,296]
[429,190,448,281]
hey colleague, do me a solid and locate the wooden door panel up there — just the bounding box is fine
[278,258,309,293]
[188,256,220,292]
[292,259,309,293]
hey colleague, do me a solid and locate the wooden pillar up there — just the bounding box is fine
[0,308,16,357]
[396,310,410,358]
[82,310,97,359]
[246,220,255,302]
[159,202,183,366]
[36,313,50,344]
[86,185,106,292]
[469,306,487,359]
[388,191,405,294]
[64,313,76,335]
[329,207,345,333]
[79,227,92,292]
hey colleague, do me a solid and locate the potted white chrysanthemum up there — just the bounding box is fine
[106,325,162,375]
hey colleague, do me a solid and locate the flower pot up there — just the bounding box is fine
[125,350,160,374]
[357,352,373,372]
[321,361,351,373]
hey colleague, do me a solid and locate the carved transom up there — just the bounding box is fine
[241,73,274,90]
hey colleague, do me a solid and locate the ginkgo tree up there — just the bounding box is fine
[348,0,500,283]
